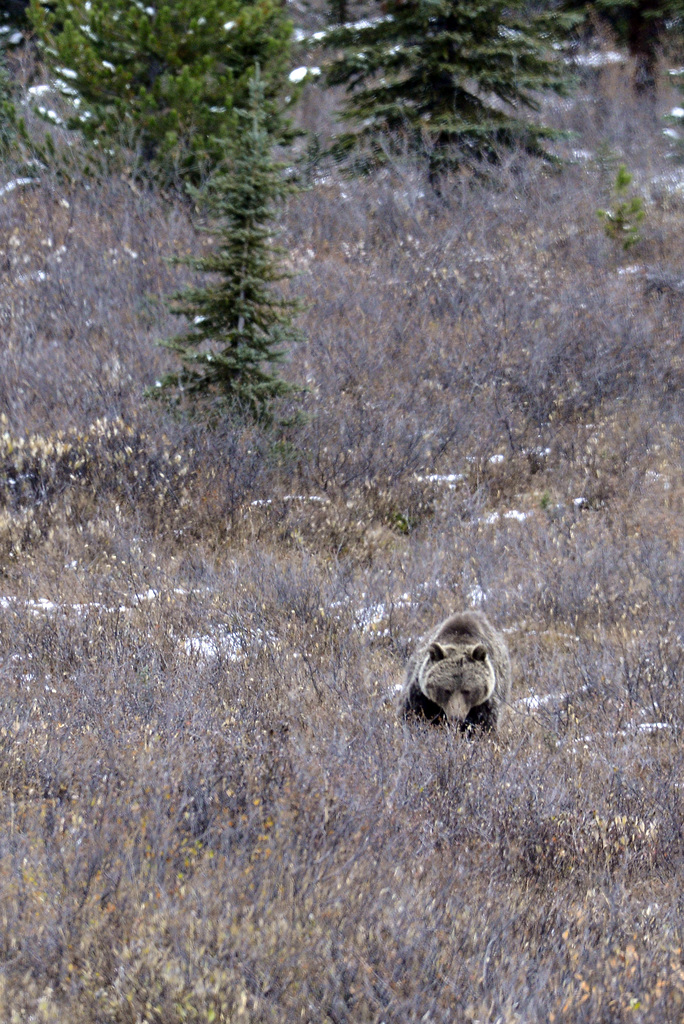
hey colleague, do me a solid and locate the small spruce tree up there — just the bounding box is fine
[150,70,303,424]
[326,0,576,175]
[597,164,645,249]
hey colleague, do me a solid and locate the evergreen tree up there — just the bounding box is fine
[0,1,30,37]
[0,43,38,165]
[561,0,684,94]
[327,0,349,26]
[150,70,303,424]
[0,47,19,159]
[28,0,295,185]
[326,0,576,175]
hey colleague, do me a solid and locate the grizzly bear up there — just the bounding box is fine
[399,610,511,731]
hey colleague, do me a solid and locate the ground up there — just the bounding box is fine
[0,34,684,1023]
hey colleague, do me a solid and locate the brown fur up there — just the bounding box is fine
[399,610,511,731]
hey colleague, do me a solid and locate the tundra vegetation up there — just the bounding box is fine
[2,5,684,1022]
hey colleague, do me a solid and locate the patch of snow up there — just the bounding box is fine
[650,170,684,194]
[353,592,413,633]
[670,106,684,118]
[183,633,241,662]
[129,589,159,605]
[294,14,392,44]
[518,693,556,710]
[288,68,307,86]
[38,107,65,126]
[288,66,320,83]
[0,177,37,198]
[517,685,590,710]
[182,625,276,664]
[0,28,23,44]
[251,495,329,507]
[569,50,624,68]
[16,270,47,284]
[415,472,464,486]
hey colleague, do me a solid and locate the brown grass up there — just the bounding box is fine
[1,48,684,1023]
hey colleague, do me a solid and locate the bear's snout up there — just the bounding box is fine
[445,691,469,721]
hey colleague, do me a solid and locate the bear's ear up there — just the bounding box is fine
[428,642,446,663]
[471,644,488,662]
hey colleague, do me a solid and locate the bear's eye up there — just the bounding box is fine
[471,645,487,662]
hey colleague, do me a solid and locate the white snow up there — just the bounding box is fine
[569,51,624,68]
[38,107,65,126]
[288,66,321,84]
[0,178,37,198]
[414,472,464,486]
[650,169,684,194]
[354,592,413,633]
[518,693,556,710]
[129,588,160,605]
[183,631,245,662]
[250,495,329,507]
[293,15,392,45]
[517,685,590,710]
[0,27,23,45]
[483,509,533,525]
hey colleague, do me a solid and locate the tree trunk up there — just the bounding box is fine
[626,1,663,95]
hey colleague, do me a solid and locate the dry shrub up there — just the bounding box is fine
[3,50,684,1023]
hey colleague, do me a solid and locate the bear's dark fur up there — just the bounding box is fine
[399,610,511,731]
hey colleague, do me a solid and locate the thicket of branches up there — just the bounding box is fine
[0,3,684,1021]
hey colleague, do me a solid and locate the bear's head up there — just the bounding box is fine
[419,641,495,722]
